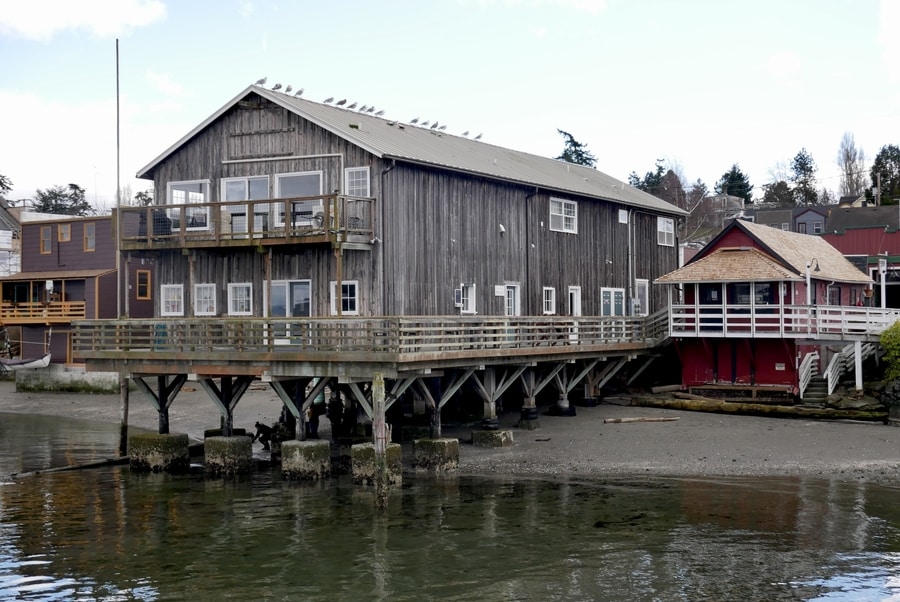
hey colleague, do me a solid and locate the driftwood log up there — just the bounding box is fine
[632,394,888,422]
[603,417,680,424]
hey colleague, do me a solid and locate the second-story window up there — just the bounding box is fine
[58,223,71,242]
[345,167,370,197]
[84,222,96,252]
[550,198,577,233]
[168,180,210,230]
[40,226,51,254]
[814,221,823,234]
[657,217,674,247]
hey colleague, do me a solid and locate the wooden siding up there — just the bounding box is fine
[22,218,115,272]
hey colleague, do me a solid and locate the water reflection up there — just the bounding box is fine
[2,413,900,600]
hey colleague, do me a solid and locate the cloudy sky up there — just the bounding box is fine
[1,0,897,210]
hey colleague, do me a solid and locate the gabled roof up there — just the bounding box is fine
[659,219,871,285]
[825,205,900,234]
[656,246,801,283]
[138,86,687,217]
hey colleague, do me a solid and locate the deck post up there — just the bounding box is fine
[373,372,389,507]
[855,340,863,392]
[118,373,129,456]
[157,375,170,434]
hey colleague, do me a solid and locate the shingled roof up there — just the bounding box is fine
[825,205,900,234]
[656,219,871,285]
[137,86,687,218]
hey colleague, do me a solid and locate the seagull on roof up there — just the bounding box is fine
[375,109,384,116]
[347,101,357,109]
[439,125,447,131]
[272,83,282,91]
[359,105,368,112]
[462,131,469,137]
[294,88,304,97]
[474,133,482,140]
[255,76,267,85]
[421,121,430,127]
[336,99,347,106]
[324,97,334,103]
[367,107,375,113]
[285,85,292,94]
[410,117,419,124]
[431,122,439,129]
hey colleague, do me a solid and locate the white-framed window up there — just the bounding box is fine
[542,287,556,314]
[227,283,253,316]
[813,221,823,234]
[160,284,184,316]
[345,167,370,197]
[460,283,476,314]
[657,217,674,247]
[168,180,210,230]
[550,198,577,233]
[635,279,649,316]
[193,283,217,316]
[781,222,790,231]
[330,280,359,315]
[275,171,323,227]
[601,287,626,316]
[222,176,269,235]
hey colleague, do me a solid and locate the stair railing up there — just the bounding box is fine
[799,351,819,400]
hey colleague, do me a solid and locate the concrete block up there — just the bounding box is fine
[471,429,514,448]
[351,442,402,485]
[281,440,331,480]
[129,433,190,473]
[204,435,253,476]
[412,438,459,472]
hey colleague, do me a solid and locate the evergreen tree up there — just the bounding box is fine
[0,173,11,198]
[555,129,597,168]
[32,183,95,216]
[762,180,793,206]
[790,148,818,206]
[870,144,900,205]
[714,164,753,204]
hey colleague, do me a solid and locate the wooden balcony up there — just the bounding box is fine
[1,301,86,324]
[670,304,900,341]
[118,194,375,251]
[72,312,670,378]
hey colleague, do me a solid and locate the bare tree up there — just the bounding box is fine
[837,131,867,197]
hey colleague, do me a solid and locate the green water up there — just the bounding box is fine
[2,412,900,601]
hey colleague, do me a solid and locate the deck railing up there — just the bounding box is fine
[1,301,86,322]
[73,312,669,361]
[118,194,375,250]
[670,304,900,340]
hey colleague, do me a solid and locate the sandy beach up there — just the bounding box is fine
[4,379,900,484]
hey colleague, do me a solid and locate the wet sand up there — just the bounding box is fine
[3,379,900,484]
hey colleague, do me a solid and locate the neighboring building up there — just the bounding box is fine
[74,84,686,432]
[823,205,900,308]
[0,215,154,364]
[0,199,21,276]
[656,219,876,399]
[743,205,828,234]
[838,194,867,208]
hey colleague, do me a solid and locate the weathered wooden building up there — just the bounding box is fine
[1,215,153,364]
[75,85,687,437]
[656,219,888,401]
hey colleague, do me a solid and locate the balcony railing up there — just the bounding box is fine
[119,194,375,250]
[73,312,670,366]
[670,304,900,340]
[1,301,86,323]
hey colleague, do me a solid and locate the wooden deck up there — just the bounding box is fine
[118,194,375,251]
[1,301,86,323]
[72,312,671,378]
[669,304,900,341]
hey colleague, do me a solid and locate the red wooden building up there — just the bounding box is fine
[656,219,884,399]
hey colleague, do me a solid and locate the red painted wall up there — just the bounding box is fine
[678,338,798,388]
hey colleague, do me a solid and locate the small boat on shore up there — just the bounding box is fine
[0,352,51,374]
